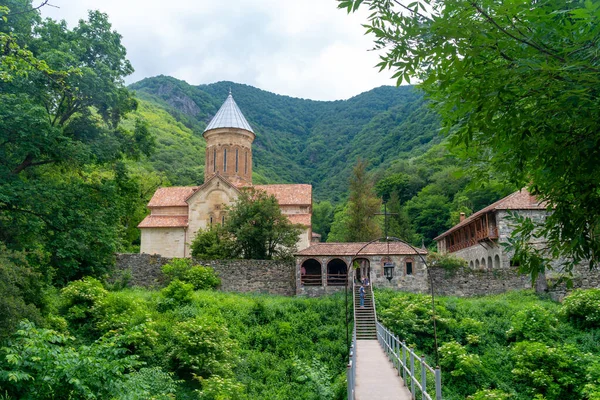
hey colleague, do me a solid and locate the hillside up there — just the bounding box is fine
[128,76,441,202]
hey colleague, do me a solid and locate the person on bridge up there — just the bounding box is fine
[359,285,365,308]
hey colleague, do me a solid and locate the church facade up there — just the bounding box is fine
[138,93,312,257]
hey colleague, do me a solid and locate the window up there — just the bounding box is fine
[222,215,225,225]
[209,216,213,225]
[236,148,239,172]
[223,148,227,171]
[406,260,413,275]
[245,150,248,174]
[213,149,216,172]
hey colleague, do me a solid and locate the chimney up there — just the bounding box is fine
[460,212,466,222]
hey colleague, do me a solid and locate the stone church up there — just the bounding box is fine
[138,93,312,257]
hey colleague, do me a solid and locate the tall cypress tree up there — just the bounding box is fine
[346,159,381,242]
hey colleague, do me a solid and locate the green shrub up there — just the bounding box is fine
[170,316,237,378]
[506,305,559,343]
[561,289,600,327]
[162,258,220,290]
[116,367,179,400]
[0,245,47,340]
[197,376,247,400]
[467,389,512,400]
[511,341,588,400]
[0,321,140,399]
[60,277,107,322]
[159,280,194,311]
[428,252,467,271]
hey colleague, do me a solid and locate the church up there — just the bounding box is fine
[138,92,313,257]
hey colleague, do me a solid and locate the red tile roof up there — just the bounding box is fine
[147,187,199,207]
[296,242,427,256]
[434,189,546,241]
[253,184,312,206]
[138,215,188,228]
[287,214,311,227]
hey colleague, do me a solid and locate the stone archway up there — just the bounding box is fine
[301,258,322,286]
[327,258,347,286]
[354,258,370,283]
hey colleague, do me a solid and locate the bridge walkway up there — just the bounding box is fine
[354,339,413,400]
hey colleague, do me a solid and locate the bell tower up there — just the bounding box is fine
[203,91,255,186]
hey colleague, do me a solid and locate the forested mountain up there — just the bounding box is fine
[128,76,441,202]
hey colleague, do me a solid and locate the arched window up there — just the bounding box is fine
[488,256,493,269]
[475,259,480,268]
[469,260,474,269]
[481,258,486,269]
[235,148,239,172]
[494,254,501,268]
[223,148,227,171]
[327,259,347,286]
[221,215,225,225]
[213,149,216,172]
[301,259,322,286]
[209,215,213,226]
[245,150,248,174]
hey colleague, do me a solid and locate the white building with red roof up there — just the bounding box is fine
[138,92,312,257]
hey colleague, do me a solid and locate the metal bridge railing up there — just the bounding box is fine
[376,321,442,400]
[346,327,357,400]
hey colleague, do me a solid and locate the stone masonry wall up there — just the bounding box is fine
[427,266,532,297]
[115,253,295,296]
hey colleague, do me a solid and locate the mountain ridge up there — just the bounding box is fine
[128,76,441,201]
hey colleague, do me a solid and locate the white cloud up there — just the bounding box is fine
[40,0,396,100]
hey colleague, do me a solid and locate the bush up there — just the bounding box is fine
[561,289,600,328]
[60,277,107,323]
[190,226,237,260]
[439,340,483,394]
[506,305,559,343]
[197,376,247,400]
[428,252,467,271]
[170,316,237,378]
[0,321,140,399]
[159,280,194,311]
[511,341,588,400]
[0,244,47,340]
[162,258,220,290]
[467,389,512,400]
[116,367,180,400]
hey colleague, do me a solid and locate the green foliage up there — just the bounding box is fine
[0,321,140,399]
[428,252,467,272]
[560,289,600,328]
[376,289,600,399]
[312,201,334,241]
[197,376,247,400]
[162,258,221,290]
[61,277,108,323]
[467,389,512,400]
[341,0,600,275]
[511,341,588,400]
[0,3,154,283]
[0,243,47,341]
[190,226,237,260]
[115,367,179,400]
[225,188,302,260]
[506,305,559,343]
[160,279,194,308]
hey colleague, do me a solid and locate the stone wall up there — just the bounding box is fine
[114,254,295,296]
[427,266,532,297]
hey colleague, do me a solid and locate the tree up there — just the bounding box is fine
[340,0,600,276]
[190,226,237,260]
[224,188,302,260]
[0,2,153,282]
[312,201,335,242]
[327,160,382,242]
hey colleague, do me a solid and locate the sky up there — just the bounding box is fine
[40,0,397,101]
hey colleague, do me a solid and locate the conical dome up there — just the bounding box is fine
[204,93,254,133]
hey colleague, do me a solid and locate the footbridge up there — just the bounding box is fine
[347,282,442,400]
